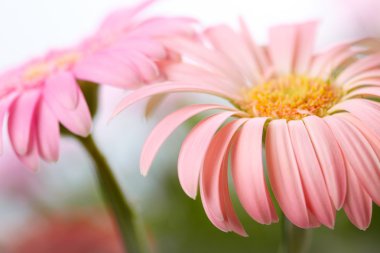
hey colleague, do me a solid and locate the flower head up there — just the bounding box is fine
[114,20,380,235]
[0,0,195,169]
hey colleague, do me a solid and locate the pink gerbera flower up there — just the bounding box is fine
[0,0,194,169]
[113,20,380,235]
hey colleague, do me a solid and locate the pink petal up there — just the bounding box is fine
[8,90,40,155]
[178,111,243,199]
[44,71,79,110]
[231,117,278,225]
[329,99,380,137]
[0,93,17,154]
[325,116,380,205]
[343,87,380,99]
[74,51,141,88]
[17,133,39,171]
[239,18,271,75]
[37,101,60,162]
[337,53,380,84]
[201,119,248,236]
[294,21,318,74]
[343,163,372,230]
[140,104,232,176]
[268,24,298,74]
[205,25,262,83]
[112,82,242,118]
[45,88,92,137]
[303,116,347,209]
[345,78,380,91]
[162,37,244,86]
[288,120,335,228]
[112,38,167,60]
[265,119,310,228]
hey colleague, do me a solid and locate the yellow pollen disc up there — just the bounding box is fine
[236,75,343,120]
[53,52,81,69]
[23,63,50,82]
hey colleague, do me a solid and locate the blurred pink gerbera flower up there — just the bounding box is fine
[0,0,195,169]
[114,21,380,235]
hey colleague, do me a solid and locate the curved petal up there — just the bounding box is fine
[44,71,79,110]
[112,82,242,118]
[343,87,380,100]
[201,119,248,236]
[0,93,17,154]
[140,104,232,176]
[231,117,278,224]
[37,100,60,162]
[325,116,380,205]
[344,163,372,230]
[329,99,380,137]
[8,90,40,155]
[45,88,92,137]
[303,116,347,209]
[288,120,335,228]
[178,111,243,199]
[265,119,310,228]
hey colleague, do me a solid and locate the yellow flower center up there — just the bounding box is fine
[236,75,343,120]
[22,52,81,83]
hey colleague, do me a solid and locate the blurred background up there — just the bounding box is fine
[0,0,379,252]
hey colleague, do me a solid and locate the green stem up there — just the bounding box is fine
[280,214,312,253]
[77,135,148,253]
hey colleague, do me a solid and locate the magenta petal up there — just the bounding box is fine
[44,71,79,110]
[8,90,40,155]
[231,117,278,225]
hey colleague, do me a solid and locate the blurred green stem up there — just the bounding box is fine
[77,135,148,253]
[280,214,312,253]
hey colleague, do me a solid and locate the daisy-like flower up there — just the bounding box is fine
[113,20,380,235]
[0,0,195,169]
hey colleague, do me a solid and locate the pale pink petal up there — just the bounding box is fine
[340,113,380,162]
[294,21,318,74]
[17,133,39,171]
[288,120,335,228]
[44,71,79,110]
[201,119,247,222]
[337,53,380,84]
[112,38,166,60]
[162,37,244,86]
[303,116,347,209]
[8,90,40,155]
[37,101,60,162]
[345,78,380,91]
[127,17,196,38]
[73,51,141,88]
[178,111,244,199]
[0,93,17,154]
[231,117,278,225]
[144,94,167,118]
[325,116,380,205]
[266,120,310,228]
[265,120,311,228]
[165,63,240,95]
[239,18,271,75]
[343,87,380,99]
[268,24,298,74]
[140,104,232,176]
[112,82,242,118]
[201,119,248,236]
[205,25,262,83]
[45,88,92,137]
[344,163,372,230]
[329,99,380,137]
